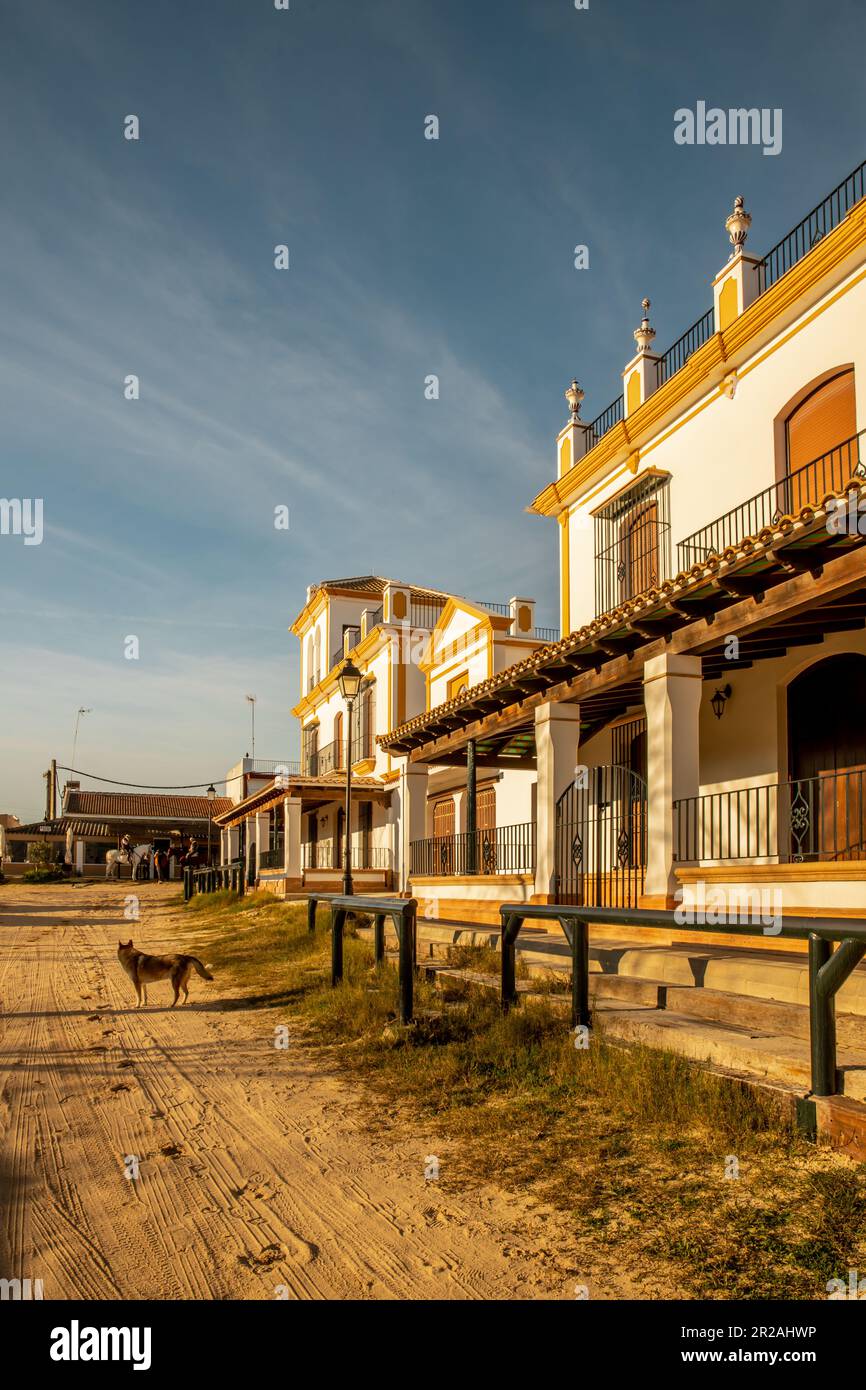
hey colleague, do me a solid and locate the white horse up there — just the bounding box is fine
[105,843,152,880]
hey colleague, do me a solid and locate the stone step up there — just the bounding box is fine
[592,1004,866,1103]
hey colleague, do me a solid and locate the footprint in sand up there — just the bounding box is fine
[238,1236,318,1269]
[160,1143,183,1158]
[110,1083,130,1093]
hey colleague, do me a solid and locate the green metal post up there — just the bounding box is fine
[568,915,590,1030]
[397,907,415,1023]
[331,907,346,986]
[809,933,835,1096]
[374,912,385,964]
[183,867,191,902]
[500,912,519,1012]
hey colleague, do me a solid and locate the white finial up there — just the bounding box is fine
[725,195,752,258]
[633,298,656,354]
[565,378,584,421]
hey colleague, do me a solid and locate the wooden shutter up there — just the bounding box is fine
[333,712,343,769]
[624,502,659,599]
[786,371,857,508]
[477,786,496,831]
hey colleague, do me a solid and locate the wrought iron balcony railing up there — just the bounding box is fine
[302,739,346,777]
[331,627,361,671]
[302,842,392,871]
[657,308,716,386]
[674,768,866,864]
[676,428,866,571]
[259,847,284,870]
[247,759,300,777]
[410,821,536,877]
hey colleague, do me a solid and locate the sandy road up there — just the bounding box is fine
[0,881,656,1301]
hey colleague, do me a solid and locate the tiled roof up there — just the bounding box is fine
[380,479,866,751]
[64,791,233,820]
[311,575,456,602]
[10,818,115,838]
[213,772,388,824]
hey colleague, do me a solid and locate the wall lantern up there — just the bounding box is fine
[711,684,732,720]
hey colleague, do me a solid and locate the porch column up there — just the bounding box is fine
[466,738,477,873]
[534,701,581,902]
[643,653,702,904]
[254,811,269,875]
[283,796,301,882]
[75,839,84,875]
[226,826,240,862]
[397,757,428,892]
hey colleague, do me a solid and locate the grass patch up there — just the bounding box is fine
[181,893,866,1300]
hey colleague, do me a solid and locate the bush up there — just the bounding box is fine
[23,866,65,883]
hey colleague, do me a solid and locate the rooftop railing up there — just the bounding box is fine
[757,157,866,294]
[586,157,866,449]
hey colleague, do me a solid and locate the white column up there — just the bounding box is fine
[254,811,270,876]
[284,797,301,881]
[643,653,702,903]
[75,839,84,875]
[534,701,581,901]
[397,758,428,892]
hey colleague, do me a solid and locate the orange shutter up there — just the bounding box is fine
[477,787,496,831]
[786,371,857,507]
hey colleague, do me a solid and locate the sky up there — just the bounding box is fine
[2,0,865,822]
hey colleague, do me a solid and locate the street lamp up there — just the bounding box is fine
[206,784,216,866]
[337,658,362,894]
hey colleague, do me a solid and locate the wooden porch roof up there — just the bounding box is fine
[214,773,392,827]
[380,479,866,764]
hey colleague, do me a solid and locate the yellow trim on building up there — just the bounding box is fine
[559,511,570,637]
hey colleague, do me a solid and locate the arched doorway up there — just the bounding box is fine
[787,653,866,859]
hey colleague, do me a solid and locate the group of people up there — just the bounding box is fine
[113,834,209,881]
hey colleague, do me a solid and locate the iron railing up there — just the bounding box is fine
[410,821,536,876]
[674,768,866,864]
[410,598,446,628]
[658,308,716,385]
[676,428,866,570]
[367,603,384,629]
[594,473,672,615]
[331,626,361,670]
[247,759,300,777]
[532,626,560,643]
[589,395,624,445]
[302,739,346,777]
[302,842,392,870]
[259,847,286,870]
[477,600,510,616]
[757,158,866,295]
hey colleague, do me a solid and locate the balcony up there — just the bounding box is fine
[410,822,536,877]
[302,739,345,777]
[676,429,866,571]
[674,769,866,865]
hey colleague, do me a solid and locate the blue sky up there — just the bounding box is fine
[2,0,865,821]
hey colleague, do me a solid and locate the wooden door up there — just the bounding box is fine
[433,797,455,874]
[788,653,866,860]
[624,502,659,600]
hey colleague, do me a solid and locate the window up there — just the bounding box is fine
[447,671,470,701]
[477,786,496,831]
[594,475,671,615]
[784,370,858,510]
[333,712,343,769]
[433,797,455,838]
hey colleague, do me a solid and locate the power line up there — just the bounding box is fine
[57,766,226,791]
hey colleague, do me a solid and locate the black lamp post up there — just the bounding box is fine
[206,784,216,865]
[337,658,362,894]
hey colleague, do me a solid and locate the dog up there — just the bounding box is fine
[117,940,214,1008]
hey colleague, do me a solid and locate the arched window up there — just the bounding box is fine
[306,636,314,689]
[783,369,857,510]
[333,711,343,769]
[314,628,322,684]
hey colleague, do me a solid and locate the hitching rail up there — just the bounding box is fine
[498,903,866,1098]
[305,893,418,1024]
[184,860,245,900]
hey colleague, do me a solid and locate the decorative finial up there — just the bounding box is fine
[565,378,584,421]
[633,298,656,354]
[725,195,751,258]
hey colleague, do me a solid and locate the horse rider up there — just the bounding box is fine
[120,834,134,864]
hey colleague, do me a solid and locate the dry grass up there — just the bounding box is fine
[182,892,866,1300]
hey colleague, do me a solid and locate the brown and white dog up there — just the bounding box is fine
[117,940,214,1008]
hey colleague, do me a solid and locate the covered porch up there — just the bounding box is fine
[214,772,395,896]
[382,476,866,935]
